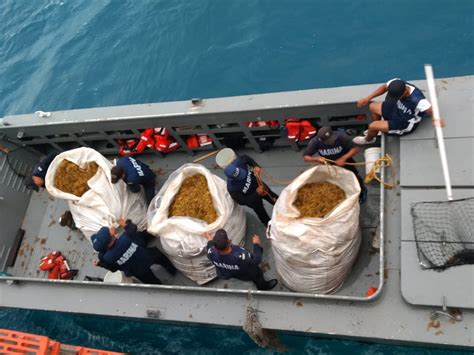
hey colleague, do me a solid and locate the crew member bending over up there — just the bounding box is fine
[205,229,278,291]
[216,148,279,226]
[24,152,58,192]
[92,219,176,284]
[303,126,367,204]
[353,78,433,145]
[111,156,156,205]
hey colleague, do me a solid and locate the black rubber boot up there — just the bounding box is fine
[258,279,278,291]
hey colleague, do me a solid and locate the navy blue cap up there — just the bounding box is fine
[91,227,111,252]
[224,164,247,180]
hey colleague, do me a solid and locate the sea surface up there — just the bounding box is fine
[0,0,473,353]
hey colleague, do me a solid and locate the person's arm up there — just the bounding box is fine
[335,147,360,167]
[95,253,119,272]
[335,134,360,166]
[122,219,137,235]
[240,155,259,168]
[303,138,324,163]
[239,235,263,266]
[357,84,388,107]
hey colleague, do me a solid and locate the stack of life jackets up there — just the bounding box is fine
[38,251,76,280]
[186,134,213,148]
[285,119,317,142]
[118,128,180,156]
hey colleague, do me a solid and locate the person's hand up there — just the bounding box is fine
[256,185,265,196]
[252,234,261,245]
[203,231,213,241]
[253,166,262,176]
[93,260,99,267]
[357,97,370,107]
[432,118,446,128]
[335,157,346,167]
[315,156,326,164]
[118,218,127,228]
[109,226,117,237]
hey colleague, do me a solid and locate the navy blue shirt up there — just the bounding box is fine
[32,153,57,182]
[206,241,263,279]
[98,223,153,277]
[116,157,154,187]
[382,78,431,122]
[226,155,259,196]
[303,132,355,161]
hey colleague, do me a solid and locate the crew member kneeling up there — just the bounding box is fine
[24,152,58,192]
[111,156,156,205]
[92,219,176,284]
[205,229,278,291]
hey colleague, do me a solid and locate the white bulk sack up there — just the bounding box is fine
[268,165,361,294]
[147,163,246,285]
[45,148,148,238]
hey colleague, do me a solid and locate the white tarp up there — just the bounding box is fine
[147,163,246,285]
[268,165,361,294]
[45,148,148,239]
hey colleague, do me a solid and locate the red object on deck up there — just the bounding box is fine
[0,329,124,354]
[366,287,378,297]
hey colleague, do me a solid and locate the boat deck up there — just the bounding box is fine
[10,149,381,298]
[1,77,472,349]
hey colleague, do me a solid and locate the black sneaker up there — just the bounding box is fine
[259,279,278,291]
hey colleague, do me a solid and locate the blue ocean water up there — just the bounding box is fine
[0,0,473,353]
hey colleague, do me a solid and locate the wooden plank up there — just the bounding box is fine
[400,137,474,187]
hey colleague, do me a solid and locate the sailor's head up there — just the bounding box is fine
[216,148,245,180]
[111,165,125,184]
[24,175,44,192]
[384,79,409,105]
[317,126,338,146]
[213,229,230,251]
[91,227,116,252]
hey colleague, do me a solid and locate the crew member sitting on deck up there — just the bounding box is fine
[303,126,367,204]
[205,229,278,291]
[111,156,156,205]
[216,148,279,226]
[24,152,58,192]
[92,218,176,284]
[353,78,433,145]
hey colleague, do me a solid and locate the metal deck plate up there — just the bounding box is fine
[400,137,474,187]
[400,189,474,308]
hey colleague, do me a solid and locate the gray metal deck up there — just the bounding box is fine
[9,149,381,297]
[0,77,473,349]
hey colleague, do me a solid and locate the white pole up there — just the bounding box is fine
[424,64,453,201]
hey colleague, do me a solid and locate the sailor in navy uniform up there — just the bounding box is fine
[205,229,278,291]
[24,152,58,192]
[92,219,176,284]
[111,156,156,205]
[216,149,279,226]
[353,78,433,145]
[303,126,367,204]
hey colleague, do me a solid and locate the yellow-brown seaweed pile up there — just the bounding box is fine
[169,174,218,224]
[294,182,346,218]
[54,160,99,197]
